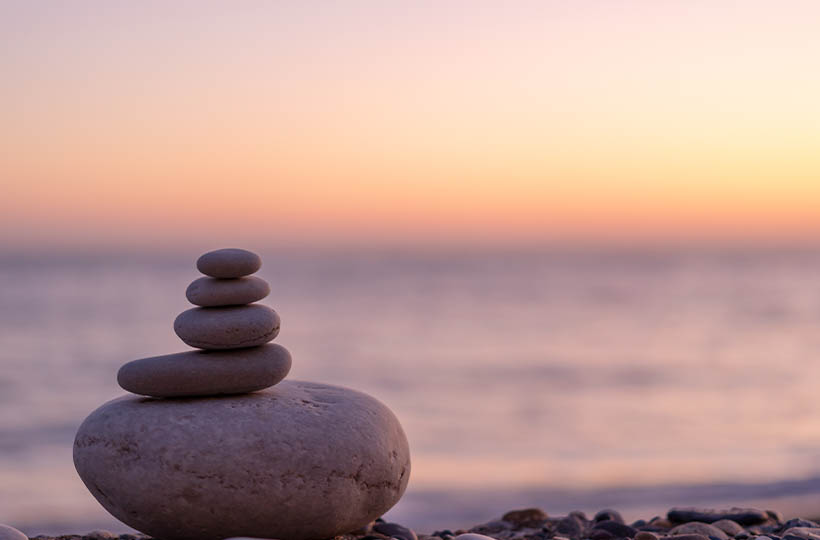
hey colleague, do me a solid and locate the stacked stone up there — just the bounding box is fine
[117,248,291,398]
[74,247,410,540]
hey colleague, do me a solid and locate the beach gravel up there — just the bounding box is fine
[25,505,818,540]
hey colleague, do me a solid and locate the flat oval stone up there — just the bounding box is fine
[185,276,270,307]
[197,248,261,278]
[0,524,28,540]
[117,344,291,397]
[74,381,411,540]
[174,305,280,349]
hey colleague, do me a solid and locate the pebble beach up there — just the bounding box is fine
[18,506,820,540]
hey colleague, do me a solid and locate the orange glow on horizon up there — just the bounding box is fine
[3,1,820,250]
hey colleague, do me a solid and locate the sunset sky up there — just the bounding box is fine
[3,1,820,251]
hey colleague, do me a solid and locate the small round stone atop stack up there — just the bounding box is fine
[118,248,290,398]
[176,248,279,349]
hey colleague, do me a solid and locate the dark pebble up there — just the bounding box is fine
[470,520,509,535]
[373,522,417,540]
[433,530,455,538]
[670,522,728,540]
[736,534,751,540]
[503,508,549,528]
[595,510,626,524]
[668,508,769,526]
[783,535,808,540]
[768,511,785,524]
[593,520,638,538]
[556,516,584,539]
[590,529,616,540]
[632,521,648,528]
[668,535,712,540]
[780,520,820,532]
[570,511,589,522]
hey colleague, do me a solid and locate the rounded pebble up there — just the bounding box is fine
[502,508,548,527]
[590,531,615,540]
[596,510,625,524]
[670,523,729,540]
[712,521,745,537]
[197,248,262,278]
[174,304,280,349]
[667,535,711,540]
[373,522,417,540]
[594,521,637,538]
[186,276,270,307]
[556,516,584,537]
[117,344,291,397]
[782,529,820,540]
[636,533,659,540]
[0,524,27,540]
[455,535,499,540]
[74,380,410,540]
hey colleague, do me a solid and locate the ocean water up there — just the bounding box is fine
[3,248,820,534]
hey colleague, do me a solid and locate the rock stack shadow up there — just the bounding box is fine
[73,248,411,540]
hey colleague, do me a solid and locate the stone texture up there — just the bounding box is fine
[781,521,820,532]
[502,508,548,528]
[173,305,280,350]
[593,521,637,538]
[595,510,625,524]
[373,522,417,540]
[117,344,291,397]
[711,520,745,537]
[668,509,769,526]
[669,522,728,540]
[556,516,584,539]
[649,518,674,529]
[635,532,659,540]
[590,530,615,540]
[455,535,500,540]
[767,510,784,524]
[197,248,262,278]
[0,524,27,540]
[73,380,410,540]
[185,276,270,307]
[666,535,711,540]
[782,528,820,540]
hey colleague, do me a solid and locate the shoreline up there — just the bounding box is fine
[19,506,820,540]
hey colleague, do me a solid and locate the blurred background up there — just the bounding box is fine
[3,0,820,536]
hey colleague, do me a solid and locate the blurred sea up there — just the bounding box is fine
[4,248,820,535]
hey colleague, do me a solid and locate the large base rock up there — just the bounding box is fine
[73,381,411,540]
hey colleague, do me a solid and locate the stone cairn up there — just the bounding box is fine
[74,248,411,540]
